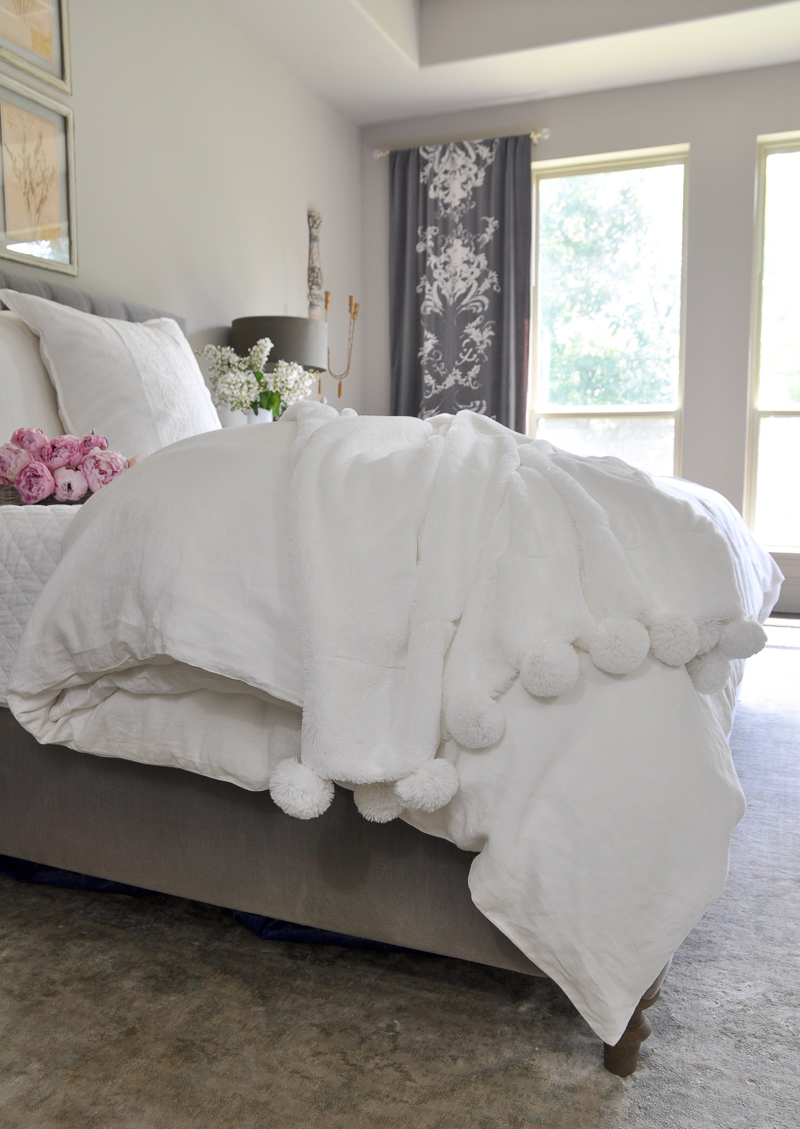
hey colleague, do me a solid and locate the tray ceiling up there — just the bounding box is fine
[202,0,800,123]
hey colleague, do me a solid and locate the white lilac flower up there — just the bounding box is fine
[196,341,313,416]
[248,337,274,373]
[197,344,239,381]
[270,360,313,408]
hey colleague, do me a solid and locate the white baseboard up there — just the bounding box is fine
[772,553,800,614]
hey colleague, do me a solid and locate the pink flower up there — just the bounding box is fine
[80,433,108,455]
[81,449,127,493]
[11,427,48,453]
[127,454,147,467]
[40,434,81,471]
[16,461,55,504]
[0,443,33,485]
[53,466,89,503]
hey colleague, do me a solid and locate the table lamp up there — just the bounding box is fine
[231,316,328,373]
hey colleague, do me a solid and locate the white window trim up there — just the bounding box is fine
[529,144,690,477]
[745,131,800,557]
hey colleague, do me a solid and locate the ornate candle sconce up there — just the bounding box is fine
[325,291,359,398]
[307,210,358,399]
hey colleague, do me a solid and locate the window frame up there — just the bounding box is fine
[745,131,800,551]
[529,144,690,477]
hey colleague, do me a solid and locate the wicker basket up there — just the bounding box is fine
[0,483,89,506]
[0,484,21,505]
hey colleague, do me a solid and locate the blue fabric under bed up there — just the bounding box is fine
[0,853,408,952]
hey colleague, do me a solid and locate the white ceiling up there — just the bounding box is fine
[203,0,800,124]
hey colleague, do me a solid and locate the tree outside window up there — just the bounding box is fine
[531,154,686,477]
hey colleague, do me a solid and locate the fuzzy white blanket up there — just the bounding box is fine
[6,410,781,1044]
[270,403,767,822]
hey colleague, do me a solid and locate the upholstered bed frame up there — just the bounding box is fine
[0,267,186,331]
[0,271,667,1076]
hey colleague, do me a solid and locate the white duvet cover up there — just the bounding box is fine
[6,414,782,1045]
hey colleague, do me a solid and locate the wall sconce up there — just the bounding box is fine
[325,291,359,398]
[308,209,359,400]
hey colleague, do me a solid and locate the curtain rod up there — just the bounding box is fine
[372,128,549,159]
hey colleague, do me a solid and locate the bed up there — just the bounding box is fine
[0,269,783,1077]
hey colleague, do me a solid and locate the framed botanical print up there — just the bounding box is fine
[0,72,76,274]
[0,0,70,94]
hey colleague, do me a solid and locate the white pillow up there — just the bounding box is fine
[0,290,221,456]
[0,310,64,444]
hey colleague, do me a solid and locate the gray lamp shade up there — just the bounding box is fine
[231,316,328,372]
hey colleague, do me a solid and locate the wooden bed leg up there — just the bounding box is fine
[602,990,660,1077]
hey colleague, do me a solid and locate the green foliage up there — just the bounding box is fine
[538,169,682,407]
[253,379,281,417]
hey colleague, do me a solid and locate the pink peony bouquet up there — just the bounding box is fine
[0,428,143,505]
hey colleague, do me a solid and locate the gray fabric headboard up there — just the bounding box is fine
[0,267,187,334]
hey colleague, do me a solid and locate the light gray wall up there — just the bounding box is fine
[0,0,364,410]
[360,60,800,513]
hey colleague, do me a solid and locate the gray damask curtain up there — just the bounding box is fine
[389,134,532,431]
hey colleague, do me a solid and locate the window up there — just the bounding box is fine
[530,148,688,477]
[747,136,800,551]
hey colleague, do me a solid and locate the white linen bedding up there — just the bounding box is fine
[0,290,221,456]
[6,412,782,1045]
[0,504,81,706]
[0,310,64,443]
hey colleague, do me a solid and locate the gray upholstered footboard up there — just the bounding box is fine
[0,707,544,977]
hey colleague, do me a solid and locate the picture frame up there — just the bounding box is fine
[0,71,76,275]
[0,0,71,94]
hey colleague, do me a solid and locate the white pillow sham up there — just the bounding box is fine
[0,310,63,444]
[0,290,221,456]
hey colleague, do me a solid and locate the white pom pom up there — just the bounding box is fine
[395,759,459,813]
[520,640,580,698]
[649,616,700,667]
[686,650,732,695]
[445,697,505,749]
[588,617,651,676]
[353,782,404,823]
[269,758,334,820]
[696,616,723,656]
[718,617,767,660]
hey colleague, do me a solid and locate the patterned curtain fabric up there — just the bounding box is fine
[389,135,532,430]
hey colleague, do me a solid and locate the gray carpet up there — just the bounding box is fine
[0,627,797,1128]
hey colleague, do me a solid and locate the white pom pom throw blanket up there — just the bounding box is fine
[270,403,765,821]
[7,411,780,1045]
